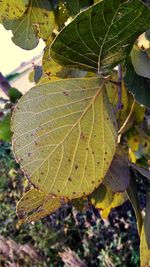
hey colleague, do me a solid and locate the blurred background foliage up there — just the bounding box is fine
[0,140,142,266]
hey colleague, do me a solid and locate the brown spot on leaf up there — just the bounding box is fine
[63,91,69,96]
[80,132,85,140]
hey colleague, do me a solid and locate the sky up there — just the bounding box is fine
[0,24,45,75]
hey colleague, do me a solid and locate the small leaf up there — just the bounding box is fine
[106,72,128,123]
[131,46,150,79]
[50,0,150,73]
[12,77,117,199]
[3,0,55,50]
[17,188,62,223]
[101,192,128,220]
[140,225,150,267]
[8,87,22,103]
[124,60,150,108]
[90,184,114,210]
[43,39,63,78]
[0,0,29,21]
[103,151,130,192]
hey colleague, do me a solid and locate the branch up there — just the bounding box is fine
[118,100,135,143]
[0,72,11,96]
[116,64,123,112]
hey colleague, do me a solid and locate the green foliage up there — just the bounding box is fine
[1,0,150,265]
[0,114,11,142]
[50,0,150,73]
[8,87,22,103]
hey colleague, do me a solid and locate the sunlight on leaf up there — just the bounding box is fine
[90,184,114,210]
[0,0,29,21]
[3,0,55,50]
[12,77,117,199]
[140,225,150,267]
[17,188,62,223]
[101,192,128,220]
[131,46,150,79]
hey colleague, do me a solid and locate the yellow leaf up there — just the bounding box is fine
[17,188,62,223]
[140,225,150,267]
[101,192,128,220]
[12,77,117,199]
[90,184,114,210]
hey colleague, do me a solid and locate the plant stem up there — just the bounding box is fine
[118,100,135,141]
[116,64,123,112]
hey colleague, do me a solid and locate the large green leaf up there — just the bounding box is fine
[124,60,150,108]
[50,0,150,73]
[0,0,29,21]
[12,77,117,199]
[3,0,55,50]
[17,188,62,223]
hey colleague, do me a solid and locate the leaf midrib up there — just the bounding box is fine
[28,81,106,179]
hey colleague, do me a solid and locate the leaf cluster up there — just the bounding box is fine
[1,0,150,265]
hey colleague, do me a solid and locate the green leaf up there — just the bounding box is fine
[140,225,150,267]
[17,188,62,223]
[0,0,29,21]
[131,46,150,79]
[90,184,114,210]
[50,0,150,73]
[103,151,130,192]
[0,114,12,142]
[3,0,55,50]
[65,0,80,16]
[8,87,22,103]
[124,60,150,108]
[12,77,117,199]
